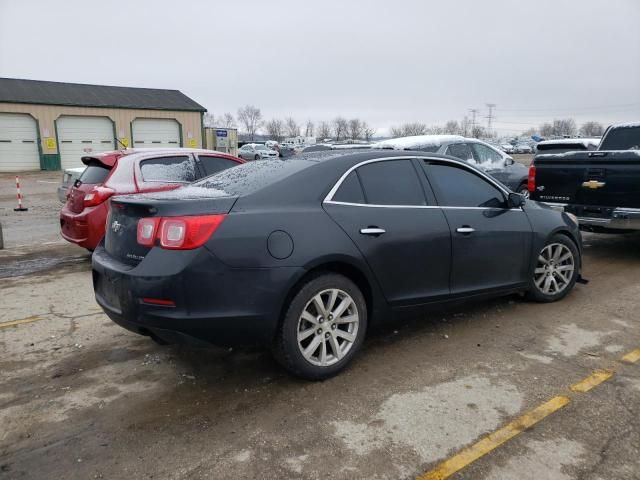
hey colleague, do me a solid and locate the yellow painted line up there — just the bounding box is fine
[0,315,47,329]
[569,369,614,393]
[417,395,570,480]
[621,349,640,364]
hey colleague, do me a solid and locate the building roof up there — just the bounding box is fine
[0,77,206,112]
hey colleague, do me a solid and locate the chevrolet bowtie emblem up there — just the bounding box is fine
[582,180,606,189]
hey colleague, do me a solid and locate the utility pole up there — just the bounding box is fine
[469,109,479,137]
[485,103,496,138]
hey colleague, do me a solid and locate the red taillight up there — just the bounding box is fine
[137,217,160,246]
[84,186,115,207]
[136,215,225,250]
[527,164,536,192]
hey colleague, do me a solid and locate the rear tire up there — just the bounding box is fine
[517,183,530,200]
[273,273,367,380]
[526,234,579,302]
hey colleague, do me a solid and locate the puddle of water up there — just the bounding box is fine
[0,255,88,279]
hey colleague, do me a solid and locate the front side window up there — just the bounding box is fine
[356,160,426,206]
[470,143,503,164]
[426,162,506,208]
[445,143,474,161]
[198,155,239,176]
[140,156,196,183]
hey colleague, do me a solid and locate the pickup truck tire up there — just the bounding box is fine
[526,234,579,303]
[517,183,530,199]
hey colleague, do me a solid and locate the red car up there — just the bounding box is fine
[60,149,244,251]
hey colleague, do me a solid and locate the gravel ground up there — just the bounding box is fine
[0,231,638,479]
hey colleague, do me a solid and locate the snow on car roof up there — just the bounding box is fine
[610,121,640,129]
[537,138,600,147]
[373,135,464,150]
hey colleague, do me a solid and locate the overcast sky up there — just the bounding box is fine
[1,0,639,136]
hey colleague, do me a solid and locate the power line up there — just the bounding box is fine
[485,103,496,137]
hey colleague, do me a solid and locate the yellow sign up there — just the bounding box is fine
[187,138,197,148]
[119,138,129,148]
[582,180,606,189]
[45,137,56,150]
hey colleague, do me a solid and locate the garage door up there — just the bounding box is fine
[57,116,115,169]
[132,119,180,148]
[0,113,40,172]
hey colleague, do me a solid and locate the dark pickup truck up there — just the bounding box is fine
[529,122,640,232]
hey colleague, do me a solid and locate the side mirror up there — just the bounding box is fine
[508,192,526,208]
[505,156,515,166]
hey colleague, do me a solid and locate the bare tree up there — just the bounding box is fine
[333,117,349,141]
[305,120,314,137]
[426,125,445,135]
[552,118,577,137]
[203,112,215,128]
[460,116,471,137]
[390,126,405,137]
[362,122,376,141]
[265,118,285,142]
[318,121,332,140]
[348,118,364,140]
[395,122,428,136]
[443,120,460,135]
[222,112,236,128]
[471,125,485,138]
[284,117,300,138]
[540,122,554,137]
[237,105,263,141]
[579,121,604,137]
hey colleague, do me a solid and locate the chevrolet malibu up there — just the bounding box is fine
[93,151,583,379]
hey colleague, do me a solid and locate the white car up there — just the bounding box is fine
[57,166,86,202]
[238,143,279,161]
[500,144,515,154]
[515,144,533,154]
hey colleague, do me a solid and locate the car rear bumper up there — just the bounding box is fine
[92,244,302,347]
[60,203,107,250]
[543,203,640,231]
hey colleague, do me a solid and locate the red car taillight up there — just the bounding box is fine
[84,186,115,208]
[137,217,161,246]
[136,215,225,250]
[527,164,536,192]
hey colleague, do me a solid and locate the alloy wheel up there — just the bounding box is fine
[297,288,359,367]
[534,243,575,295]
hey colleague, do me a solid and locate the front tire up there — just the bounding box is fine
[273,274,367,380]
[254,154,260,160]
[527,234,579,302]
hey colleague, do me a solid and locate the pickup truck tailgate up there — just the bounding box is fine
[533,151,640,209]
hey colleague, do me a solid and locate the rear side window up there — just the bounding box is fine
[357,160,426,206]
[426,163,506,208]
[446,143,474,161]
[140,156,196,183]
[79,163,110,184]
[198,155,239,177]
[332,171,365,204]
[599,126,640,150]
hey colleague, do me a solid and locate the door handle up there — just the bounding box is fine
[360,227,386,236]
[456,226,475,234]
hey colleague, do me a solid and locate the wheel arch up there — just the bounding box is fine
[274,256,385,341]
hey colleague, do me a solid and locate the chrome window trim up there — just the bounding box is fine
[323,155,519,210]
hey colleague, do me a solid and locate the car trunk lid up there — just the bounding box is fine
[106,192,238,266]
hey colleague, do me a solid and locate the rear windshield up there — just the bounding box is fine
[192,159,311,196]
[600,126,640,150]
[79,163,111,184]
[536,143,589,153]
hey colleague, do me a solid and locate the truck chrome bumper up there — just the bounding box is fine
[577,208,640,231]
[540,203,640,231]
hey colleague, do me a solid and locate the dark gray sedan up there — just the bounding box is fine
[375,135,530,197]
[93,150,582,380]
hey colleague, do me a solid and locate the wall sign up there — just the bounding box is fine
[45,137,56,150]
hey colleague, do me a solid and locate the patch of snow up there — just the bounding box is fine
[610,121,640,129]
[373,135,464,150]
[132,185,231,200]
[537,138,600,147]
